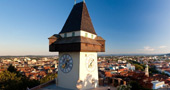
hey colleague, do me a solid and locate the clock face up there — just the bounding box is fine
[59,54,73,73]
[86,54,96,72]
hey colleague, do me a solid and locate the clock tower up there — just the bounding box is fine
[49,1,105,90]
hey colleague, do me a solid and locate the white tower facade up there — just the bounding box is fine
[58,52,98,90]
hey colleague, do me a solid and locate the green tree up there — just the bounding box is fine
[7,64,17,73]
[40,73,57,84]
[0,71,22,90]
[117,85,131,90]
[134,64,144,71]
[0,65,40,90]
[129,81,142,90]
[7,64,22,77]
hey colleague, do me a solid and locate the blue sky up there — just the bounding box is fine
[0,0,170,55]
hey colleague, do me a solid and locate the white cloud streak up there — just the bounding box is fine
[159,46,167,49]
[144,46,155,51]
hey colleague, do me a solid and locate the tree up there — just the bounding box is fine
[7,64,17,73]
[0,71,22,90]
[0,65,40,90]
[129,81,142,90]
[117,85,131,90]
[134,64,144,71]
[40,73,57,84]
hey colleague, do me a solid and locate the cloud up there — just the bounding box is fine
[159,46,167,49]
[138,46,170,54]
[143,46,155,51]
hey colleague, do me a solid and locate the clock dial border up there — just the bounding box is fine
[85,54,96,72]
[59,54,73,73]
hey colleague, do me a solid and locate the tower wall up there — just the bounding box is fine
[58,52,80,90]
[79,52,98,90]
[58,52,98,90]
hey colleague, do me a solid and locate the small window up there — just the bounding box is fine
[91,35,93,39]
[64,33,67,38]
[85,33,88,37]
[72,32,75,37]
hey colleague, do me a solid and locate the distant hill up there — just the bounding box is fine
[99,53,170,56]
[0,55,58,57]
[166,53,170,56]
[98,54,160,56]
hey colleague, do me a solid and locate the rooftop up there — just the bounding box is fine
[59,2,97,35]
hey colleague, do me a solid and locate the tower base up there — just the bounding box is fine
[58,52,98,90]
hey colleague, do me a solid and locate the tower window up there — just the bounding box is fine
[85,33,88,37]
[64,33,67,38]
[91,35,93,39]
[72,32,75,37]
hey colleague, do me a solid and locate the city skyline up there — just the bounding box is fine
[0,0,170,55]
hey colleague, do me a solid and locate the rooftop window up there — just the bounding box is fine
[85,33,88,37]
[91,35,93,39]
[64,33,67,38]
[72,32,75,37]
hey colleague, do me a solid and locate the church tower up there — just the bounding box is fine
[145,64,149,77]
[48,1,105,90]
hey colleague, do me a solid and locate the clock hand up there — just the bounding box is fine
[62,59,66,68]
[88,59,94,68]
[61,60,68,69]
[65,59,70,68]
[62,64,66,68]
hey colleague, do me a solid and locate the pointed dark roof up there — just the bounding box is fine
[59,2,97,35]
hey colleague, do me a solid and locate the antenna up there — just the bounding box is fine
[74,0,76,5]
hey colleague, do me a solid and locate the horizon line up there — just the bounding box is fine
[0,53,169,57]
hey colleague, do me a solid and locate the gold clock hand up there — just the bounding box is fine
[62,64,66,68]
[88,59,94,68]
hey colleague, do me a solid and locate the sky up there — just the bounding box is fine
[0,0,170,55]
